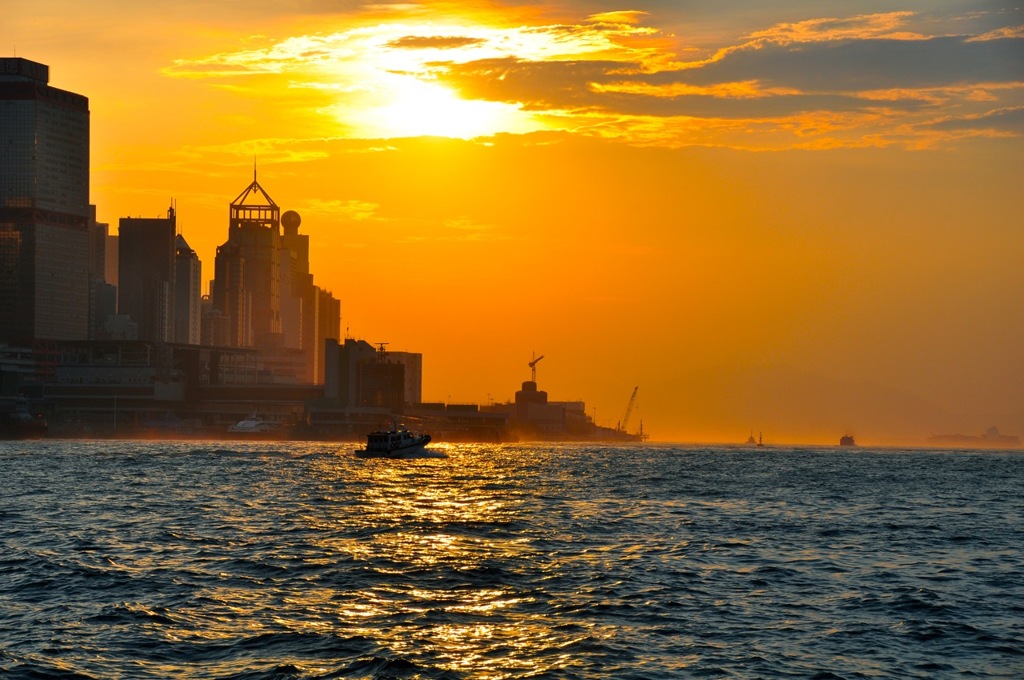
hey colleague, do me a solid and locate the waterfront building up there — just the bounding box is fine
[485,360,646,442]
[324,339,422,410]
[316,286,341,383]
[119,206,176,342]
[0,58,92,342]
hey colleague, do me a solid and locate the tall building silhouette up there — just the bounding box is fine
[279,209,341,382]
[119,206,176,342]
[279,209,312,373]
[0,58,92,342]
[87,206,111,340]
[211,172,340,383]
[213,171,282,349]
[210,241,247,346]
[316,286,342,383]
[174,234,202,345]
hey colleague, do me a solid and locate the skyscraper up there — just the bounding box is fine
[212,171,282,349]
[211,171,340,382]
[174,234,202,345]
[0,58,92,343]
[279,209,310,359]
[119,206,176,342]
[316,285,341,383]
[211,241,247,346]
[87,205,111,341]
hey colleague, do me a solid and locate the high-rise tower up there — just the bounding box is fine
[119,206,176,342]
[0,58,92,342]
[210,171,340,382]
[174,234,202,345]
[212,170,282,348]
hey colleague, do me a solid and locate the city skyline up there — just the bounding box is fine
[7,2,1023,443]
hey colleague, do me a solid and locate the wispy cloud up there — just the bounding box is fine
[386,35,486,50]
[925,105,1024,133]
[302,198,381,221]
[743,12,925,44]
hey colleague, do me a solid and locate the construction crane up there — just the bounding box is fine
[528,353,544,382]
[618,386,639,433]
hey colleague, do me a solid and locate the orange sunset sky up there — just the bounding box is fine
[8,1,1023,444]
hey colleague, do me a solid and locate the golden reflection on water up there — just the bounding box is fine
[290,446,565,675]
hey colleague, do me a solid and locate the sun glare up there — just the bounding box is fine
[165,16,660,141]
[346,77,530,140]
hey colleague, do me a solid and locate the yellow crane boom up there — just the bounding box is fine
[620,386,639,432]
[529,353,544,382]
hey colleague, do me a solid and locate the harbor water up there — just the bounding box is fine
[1,441,1022,678]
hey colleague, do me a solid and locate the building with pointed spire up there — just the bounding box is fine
[212,168,282,349]
[210,170,340,383]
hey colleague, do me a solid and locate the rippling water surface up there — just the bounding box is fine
[1,441,1022,678]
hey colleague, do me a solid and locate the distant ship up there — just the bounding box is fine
[745,431,757,445]
[355,421,439,459]
[839,434,856,447]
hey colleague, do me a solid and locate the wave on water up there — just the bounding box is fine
[1,442,1022,678]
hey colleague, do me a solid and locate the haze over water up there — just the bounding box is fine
[2,441,1022,678]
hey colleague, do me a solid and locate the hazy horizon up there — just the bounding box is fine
[9,1,1022,443]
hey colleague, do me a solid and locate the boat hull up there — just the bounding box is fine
[354,430,441,458]
[355,442,434,459]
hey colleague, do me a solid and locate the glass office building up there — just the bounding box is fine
[0,58,91,342]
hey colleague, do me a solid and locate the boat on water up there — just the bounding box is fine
[355,422,439,459]
[228,412,280,436]
[840,434,856,447]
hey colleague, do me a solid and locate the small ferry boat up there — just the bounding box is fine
[228,412,279,435]
[355,422,437,458]
[840,434,856,447]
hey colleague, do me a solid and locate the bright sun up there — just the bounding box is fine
[310,21,562,140]
[352,77,525,139]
